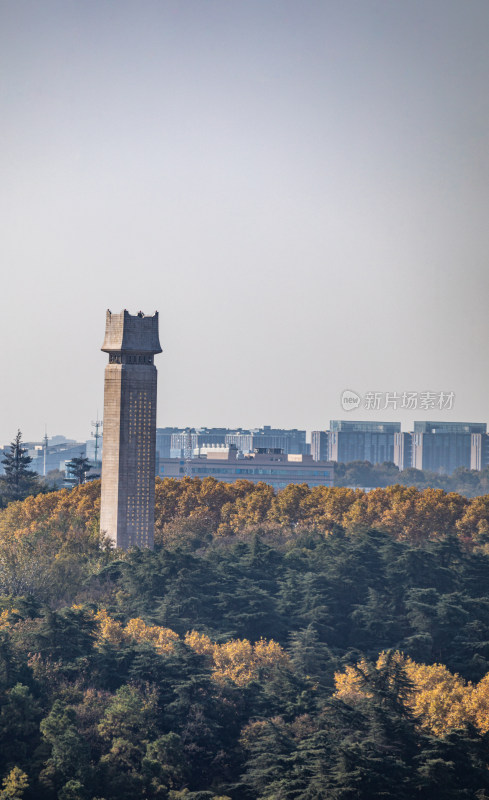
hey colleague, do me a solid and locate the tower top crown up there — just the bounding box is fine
[101,309,162,354]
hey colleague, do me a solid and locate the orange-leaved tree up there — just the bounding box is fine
[334,651,489,737]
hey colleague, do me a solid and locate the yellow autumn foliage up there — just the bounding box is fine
[464,673,489,734]
[0,606,21,631]
[0,609,12,630]
[334,651,489,737]
[183,630,214,656]
[94,609,126,646]
[185,631,289,686]
[0,482,101,543]
[92,610,179,654]
[211,638,255,685]
[209,637,289,686]
[124,617,179,654]
[403,658,472,735]
[91,610,288,685]
[3,477,489,548]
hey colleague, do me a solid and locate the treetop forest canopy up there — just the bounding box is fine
[3,479,489,798]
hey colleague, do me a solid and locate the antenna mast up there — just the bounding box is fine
[91,417,103,466]
[43,426,48,477]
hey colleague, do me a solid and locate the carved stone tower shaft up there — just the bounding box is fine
[100,309,162,549]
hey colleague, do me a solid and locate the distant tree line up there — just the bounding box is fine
[2,432,489,510]
[334,459,489,497]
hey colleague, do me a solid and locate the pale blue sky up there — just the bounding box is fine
[1,1,488,443]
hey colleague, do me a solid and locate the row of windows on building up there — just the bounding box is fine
[181,466,332,477]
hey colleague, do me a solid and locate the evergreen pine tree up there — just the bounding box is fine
[0,430,38,502]
[66,455,92,486]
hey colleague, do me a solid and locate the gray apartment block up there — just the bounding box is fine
[328,421,400,464]
[412,432,471,473]
[411,422,487,474]
[100,309,161,550]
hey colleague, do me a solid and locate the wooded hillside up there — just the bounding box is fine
[2,478,489,799]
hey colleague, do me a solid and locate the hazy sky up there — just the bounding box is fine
[1,0,488,444]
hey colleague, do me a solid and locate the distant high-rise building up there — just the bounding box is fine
[412,421,486,473]
[311,430,329,461]
[225,426,308,455]
[393,432,412,471]
[471,433,489,471]
[328,420,400,464]
[100,309,162,549]
[156,426,309,463]
[413,422,487,435]
[170,428,228,458]
[156,427,183,460]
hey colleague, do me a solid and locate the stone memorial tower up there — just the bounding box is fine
[100,309,162,549]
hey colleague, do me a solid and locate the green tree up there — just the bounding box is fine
[0,683,41,776]
[57,779,88,800]
[66,456,92,486]
[0,431,38,502]
[142,733,187,793]
[39,700,89,791]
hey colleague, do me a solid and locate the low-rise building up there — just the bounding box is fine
[158,446,333,490]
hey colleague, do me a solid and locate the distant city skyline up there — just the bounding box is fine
[1,1,488,444]
[7,416,489,451]
[8,415,489,452]
[5,417,488,480]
